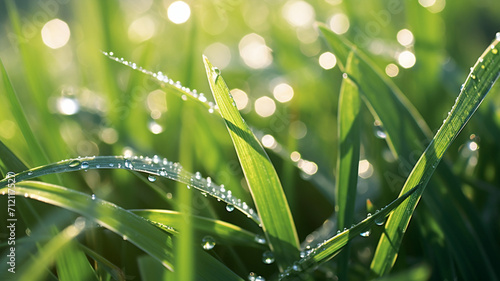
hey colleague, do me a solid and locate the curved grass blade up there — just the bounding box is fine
[0,155,260,224]
[335,51,361,280]
[55,238,99,281]
[102,52,218,115]
[279,184,420,280]
[0,181,245,280]
[203,56,300,270]
[369,34,500,278]
[131,209,266,248]
[318,24,500,278]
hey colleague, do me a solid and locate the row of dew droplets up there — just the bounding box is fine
[279,210,390,280]
[63,155,261,224]
[102,51,218,114]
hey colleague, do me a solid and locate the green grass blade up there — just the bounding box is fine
[16,224,86,281]
[370,35,500,277]
[131,209,266,248]
[55,239,99,281]
[81,245,127,281]
[203,56,300,270]
[319,24,500,278]
[0,181,245,280]
[279,184,420,280]
[0,156,260,224]
[0,139,28,174]
[0,59,49,167]
[335,51,362,280]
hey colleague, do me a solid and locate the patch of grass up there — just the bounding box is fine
[1,1,499,280]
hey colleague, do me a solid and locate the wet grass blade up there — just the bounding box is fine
[279,184,420,280]
[0,181,244,280]
[319,24,500,278]
[370,34,500,278]
[131,210,266,248]
[0,155,260,224]
[335,51,361,280]
[203,56,300,270]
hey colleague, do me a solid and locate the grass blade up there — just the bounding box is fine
[0,139,28,174]
[203,56,300,270]
[16,224,86,281]
[319,24,500,278]
[0,155,260,224]
[131,209,266,248]
[279,184,420,280]
[0,181,245,280]
[369,35,500,277]
[335,51,362,280]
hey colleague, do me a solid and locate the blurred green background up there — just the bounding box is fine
[1,0,500,280]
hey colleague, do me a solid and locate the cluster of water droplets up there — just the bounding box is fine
[102,51,218,114]
[3,155,261,225]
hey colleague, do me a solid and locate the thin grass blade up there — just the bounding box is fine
[370,34,500,278]
[203,56,300,270]
[279,184,420,280]
[335,51,361,280]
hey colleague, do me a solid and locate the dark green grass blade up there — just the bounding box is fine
[203,56,300,270]
[335,51,361,280]
[0,139,28,174]
[279,184,420,280]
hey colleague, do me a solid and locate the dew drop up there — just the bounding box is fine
[124,159,133,169]
[91,194,96,200]
[292,262,302,272]
[123,235,128,241]
[195,171,202,180]
[262,250,275,264]
[248,272,256,281]
[159,168,167,177]
[202,236,216,250]
[342,73,348,79]
[373,122,387,139]
[360,229,371,237]
[496,32,500,41]
[148,175,157,182]
[69,160,81,168]
[226,204,235,212]
[27,171,33,176]
[255,235,266,244]
[375,217,385,226]
[81,162,89,169]
[24,193,29,197]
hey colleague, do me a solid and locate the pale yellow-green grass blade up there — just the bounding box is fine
[203,56,300,270]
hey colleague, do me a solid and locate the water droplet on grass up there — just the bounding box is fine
[226,204,235,212]
[81,162,89,169]
[375,217,385,226]
[91,194,96,200]
[360,229,371,237]
[125,159,133,169]
[69,160,81,167]
[262,251,275,264]
[255,235,266,244]
[212,67,221,82]
[148,175,157,182]
[202,236,216,250]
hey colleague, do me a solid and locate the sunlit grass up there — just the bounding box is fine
[1,1,499,280]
